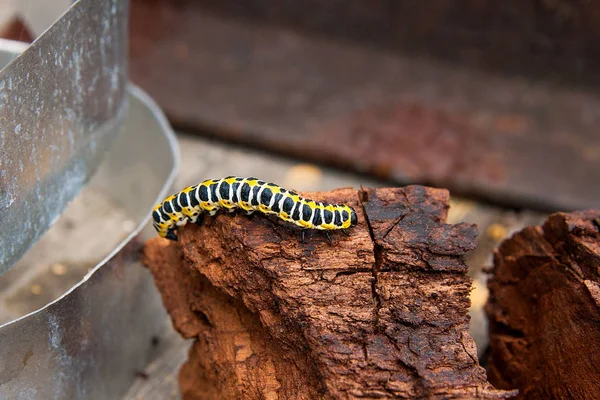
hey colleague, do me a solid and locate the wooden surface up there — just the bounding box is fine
[142,185,515,399]
[177,0,600,84]
[0,16,33,42]
[129,4,600,212]
[487,211,600,399]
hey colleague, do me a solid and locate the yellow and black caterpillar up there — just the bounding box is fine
[152,176,358,241]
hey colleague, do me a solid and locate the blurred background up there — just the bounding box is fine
[1,1,598,398]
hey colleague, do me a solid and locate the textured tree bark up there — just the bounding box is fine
[487,210,600,399]
[143,186,514,399]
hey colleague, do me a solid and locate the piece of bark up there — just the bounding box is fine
[0,17,33,42]
[143,186,514,399]
[486,210,600,399]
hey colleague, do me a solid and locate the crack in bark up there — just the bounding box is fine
[461,332,479,365]
[358,188,383,334]
[382,191,410,240]
[333,268,373,280]
[382,211,409,240]
[382,332,422,397]
[593,218,600,233]
[358,188,424,398]
[191,308,215,328]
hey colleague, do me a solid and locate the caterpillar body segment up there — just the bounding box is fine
[152,176,358,241]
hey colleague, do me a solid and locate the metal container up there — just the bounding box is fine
[0,37,179,398]
[0,0,129,275]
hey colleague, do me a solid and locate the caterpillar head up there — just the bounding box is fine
[339,204,358,229]
[152,204,177,239]
[349,207,358,227]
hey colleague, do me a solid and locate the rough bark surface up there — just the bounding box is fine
[487,210,600,399]
[143,186,513,399]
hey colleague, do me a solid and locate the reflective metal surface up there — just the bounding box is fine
[0,39,26,67]
[0,84,179,399]
[0,0,129,275]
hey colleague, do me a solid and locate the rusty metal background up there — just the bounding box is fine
[0,0,128,275]
[129,3,600,212]
[0,84,179,400]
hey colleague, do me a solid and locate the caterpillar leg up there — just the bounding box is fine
[194,214,205,227]
[165,230,178,241]
[341,229,350,237]
[300,230,332,243]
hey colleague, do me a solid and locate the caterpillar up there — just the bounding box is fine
[152,176,358,241]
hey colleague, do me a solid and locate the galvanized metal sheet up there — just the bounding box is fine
[0,84,179,400]
[0,0,129,275]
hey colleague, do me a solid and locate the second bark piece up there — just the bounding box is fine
[487,210,600,399]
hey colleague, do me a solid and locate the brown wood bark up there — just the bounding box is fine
[486,210,600,399]
[0,17,33,42]
[143,186,514,399]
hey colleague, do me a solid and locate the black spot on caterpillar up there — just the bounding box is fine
[152,176,358,241]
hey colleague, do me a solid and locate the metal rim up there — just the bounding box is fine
[0,83,180,330]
